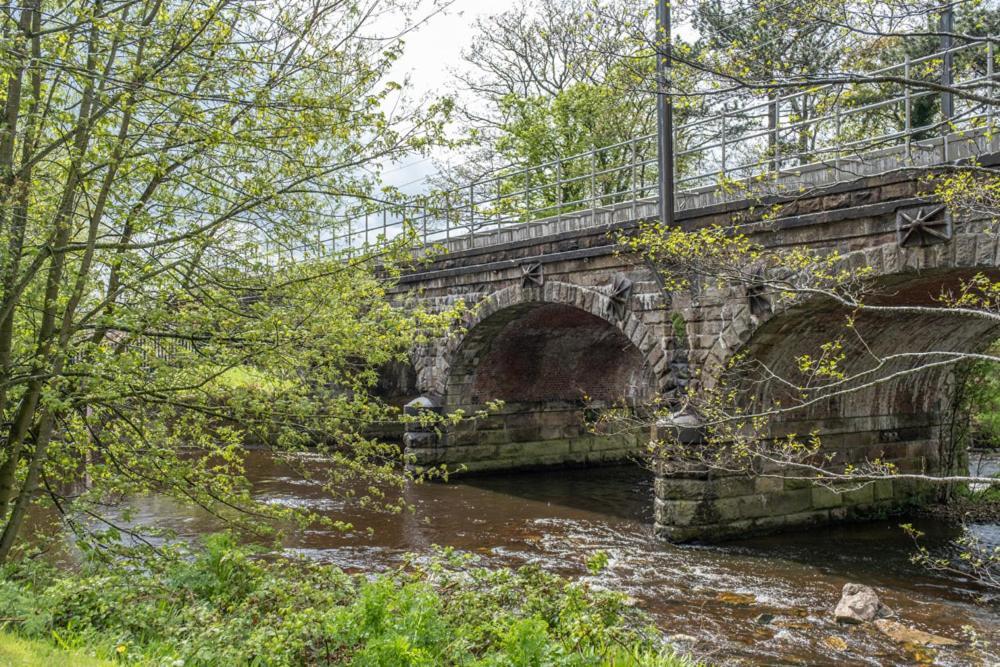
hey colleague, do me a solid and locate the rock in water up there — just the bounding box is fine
[716,591,756,606]
[822,636,848,651]
[834,583,893,624]
[874,619,961,646]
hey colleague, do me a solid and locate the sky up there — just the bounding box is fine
[378,0,520,193]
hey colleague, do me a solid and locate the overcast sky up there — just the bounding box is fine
[379,0,519,192]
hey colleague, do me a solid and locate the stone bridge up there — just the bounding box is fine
[390,132,1000,540]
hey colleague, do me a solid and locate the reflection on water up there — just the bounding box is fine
[51,451,1000,665]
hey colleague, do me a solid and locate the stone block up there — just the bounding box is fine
[710,475,757,498]
[892,477,935,503]
[653,523,707,543]
[654,498,703,526]
[762,488,813,516]
[782,509,831,529]
[754,477,785,494]
[842,484,875,506]
[873,479,894,501]
[954,234,976,267]
[499,439,570,459]
[783,477,813,490]
[586,434,635,452]
[811,485,843,509]
[588,449,635,464]
[655,477,712,501]
[715,494,770,520]
[506,426,542,442]
[444,444,498,462]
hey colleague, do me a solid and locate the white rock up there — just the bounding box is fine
[834,583,893,624]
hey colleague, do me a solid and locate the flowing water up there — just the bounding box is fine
[45,450,1000,666]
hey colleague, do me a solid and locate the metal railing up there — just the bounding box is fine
[257,38,998,263]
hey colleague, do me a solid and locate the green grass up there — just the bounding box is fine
[0,631,110,667]
[200,365,295,396]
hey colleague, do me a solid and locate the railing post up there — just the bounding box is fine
[523,167,530,223]
[904,55,912,160]
[940,6,954,121]
[834,107,842,172]
[556,158,563,223]
[590,145,597,219]
[940,5,954,162]
[469,182,475,239]
[631,140,638,220]
[720,111,727,180]
[988,40,995,131]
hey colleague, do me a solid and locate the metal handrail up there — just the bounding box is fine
[254,38,998,263]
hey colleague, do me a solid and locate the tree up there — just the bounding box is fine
[0,0,457,562]
[441,0,725,226]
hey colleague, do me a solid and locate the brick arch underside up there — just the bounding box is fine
[440,291,659,472]
[448,302,655,408]
[725,268,1000,478]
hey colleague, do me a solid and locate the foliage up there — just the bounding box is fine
[962,344,1000,449]
[902,523,1000,593]
[0,630,111,667]
[0,534,696,666]
[0,0,460,561]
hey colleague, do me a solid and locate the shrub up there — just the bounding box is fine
[0,536,695,666]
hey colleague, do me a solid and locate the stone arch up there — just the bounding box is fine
[700,232,1000,391]
[653,232,1000,542]
[430,280,669,398]
[424,280,667,472]
[695,231,1000,501]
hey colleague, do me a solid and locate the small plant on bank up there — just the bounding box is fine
[0,534,697,666]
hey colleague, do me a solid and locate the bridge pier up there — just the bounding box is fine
[651,420,946,542]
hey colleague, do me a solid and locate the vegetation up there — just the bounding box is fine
[0,0,464,562]
[0,534,695,666]
[0,631,111,667]
[965,348,1000,449]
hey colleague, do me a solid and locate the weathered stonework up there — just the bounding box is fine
[391,144,1000,540]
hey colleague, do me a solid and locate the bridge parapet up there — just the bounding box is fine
[426,129,999,255]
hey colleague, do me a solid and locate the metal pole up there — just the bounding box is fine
[940,4,954,121]
[988,40,995,130]
[720,111,727,179]
[524,167,530,222]
[656,0,675,226]
[631,141,638,219]
[904,56,912,158]
[591,145,597,218]
[556,158,563,223]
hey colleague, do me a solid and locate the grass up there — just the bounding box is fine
[0,631,110,667]
[199,364,296,397]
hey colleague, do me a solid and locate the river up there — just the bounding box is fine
[63,449,998,667]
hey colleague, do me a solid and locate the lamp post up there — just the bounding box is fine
[656,0,675,226]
